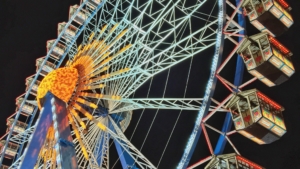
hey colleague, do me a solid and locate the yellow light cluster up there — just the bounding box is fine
[38,125,56,162]
[35,23,133,163]
[72,55,94,76]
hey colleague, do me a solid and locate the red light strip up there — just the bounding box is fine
[257,92,282,110]
[268,36,290,55]
[236,155,264,169]
[276,0,289,9]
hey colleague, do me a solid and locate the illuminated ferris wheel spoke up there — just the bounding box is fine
[68,114,89,160]
[72,116,107,168]
[95,131,110,169]
[108,117,156,169]
[71,104,156,169]
[67,110,110,168]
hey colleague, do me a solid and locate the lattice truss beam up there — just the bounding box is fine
[75,0,221,115]
[109,98,228,113]
[78,1,221,166]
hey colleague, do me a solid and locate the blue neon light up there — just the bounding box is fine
[177,0,226,168]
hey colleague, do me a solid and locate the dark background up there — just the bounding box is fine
[0,0,299,168]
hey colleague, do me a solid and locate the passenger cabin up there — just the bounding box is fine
[226,89,286,145]
[237,32,294,87]
[86,0,102,9]
[46,40,66,61]
[36,57,56,76]
[58,22,78,40]
[205,153,265,169]
[15,94,35,116]
[69,5,88,25]
[242,0,293,37]
[0,140,19,159]
[6,118,27,134]
[25,75,40,96]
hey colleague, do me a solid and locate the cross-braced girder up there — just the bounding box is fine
[9,125,36,144]
[109,98,228,113]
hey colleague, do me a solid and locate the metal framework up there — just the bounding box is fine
[0,0,238,169]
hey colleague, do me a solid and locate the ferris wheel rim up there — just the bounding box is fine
[177,0,227,168]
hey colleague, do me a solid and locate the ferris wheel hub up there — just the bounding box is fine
[37,67,79,109]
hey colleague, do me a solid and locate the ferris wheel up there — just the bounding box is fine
[0,0,295,169]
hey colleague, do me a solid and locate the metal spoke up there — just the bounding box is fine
[108,117,156,169]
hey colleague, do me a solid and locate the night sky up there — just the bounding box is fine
[0,0,299,169]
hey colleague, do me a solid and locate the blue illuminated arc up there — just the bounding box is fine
[177,0,226,168]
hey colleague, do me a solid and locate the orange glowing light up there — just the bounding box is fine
[39,125,56,161]
[34,24,135,163]
[72,55,94,80]
[37,67,78,108]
